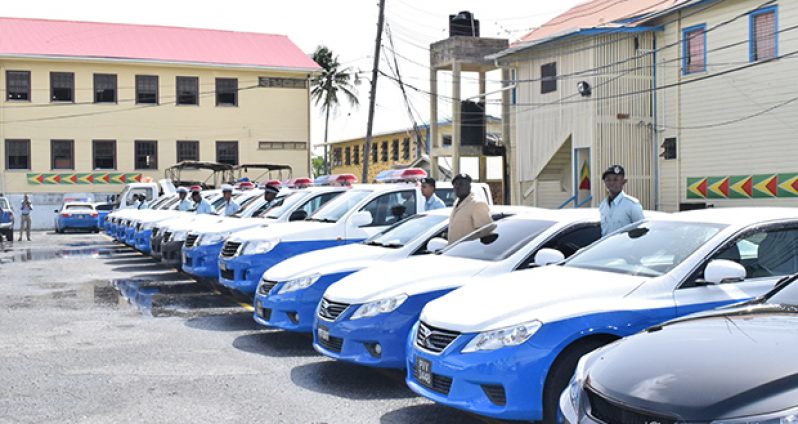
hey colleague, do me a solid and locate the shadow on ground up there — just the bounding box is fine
[290,361,416,400]
[232,331,317,358]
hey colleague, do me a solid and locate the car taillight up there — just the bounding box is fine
[91,212,99,217]
[61,213,71,217]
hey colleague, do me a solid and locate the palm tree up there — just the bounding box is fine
[311,46,360,174]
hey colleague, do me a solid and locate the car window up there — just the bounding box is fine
[366,214,448,248]
[0,198,10,210]
[435,188,455,207]
[360,190,417,227]
[565,220,725,277]
[310,190,372,222]
[296,192,342,216]
[65,204,94,210]
[161,197,180,209]
[705,226,798,281]
[518,224,602,269]
[443,218,557,261]
[95,204,113,211]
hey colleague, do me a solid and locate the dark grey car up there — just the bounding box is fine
[561,273,798,423]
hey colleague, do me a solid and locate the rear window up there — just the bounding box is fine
[65,204,95,211]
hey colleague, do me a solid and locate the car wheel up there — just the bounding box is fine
[541,337,612,424]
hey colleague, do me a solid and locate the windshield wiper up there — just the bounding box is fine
[381,243,403,249]
[309,218,336,223]
[365,241,384,247]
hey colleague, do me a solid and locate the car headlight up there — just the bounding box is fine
[277,274,321,294]
[198,232,227,246]
[242,239,280,255]
[172,230,188,242]
[712,407,798,424]
[350,294,408,320]
[461,320,542,353]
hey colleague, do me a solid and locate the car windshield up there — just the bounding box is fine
[160,197,180,209]
[565,220,726,277]
[264,192,308,219]
[365,214,448,248]
[443,218,557,261]
[308,190,371,223]
[227,193,265,218]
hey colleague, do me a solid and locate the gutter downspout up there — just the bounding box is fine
[652,36,660,211]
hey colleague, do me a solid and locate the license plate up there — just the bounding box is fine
[415,356,433,387]
[317,325,330,342]
[219,261,227,271]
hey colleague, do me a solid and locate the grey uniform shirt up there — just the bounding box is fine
[599,191,644,236]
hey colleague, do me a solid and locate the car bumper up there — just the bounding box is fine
[182,242,224,278]
[313,290,452,369]
[134,229,153,253]
[161,240,185,267]
[253,272,355,333]
[150,233,164,260]
[59,218,99,230]
[560,388,595,424]
[124,228,136,244]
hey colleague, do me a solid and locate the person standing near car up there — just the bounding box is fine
[18,194,32,241]
[192,188,213,214]
[221,184,240,216]
[176,187,193,211]
[262,182,280,207]
[421,177,445,211]
[599,165,644,236]
[448,174,492,244]
[136,194,149,210]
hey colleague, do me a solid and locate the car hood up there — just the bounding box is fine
[160,214,223,232]
[264,243,392,282]
[324,255,490,304]
[191,217,267,235]
[228,221,334,243]
[586,306,798,421]
[136,211,186,224]
[420,266,648,333]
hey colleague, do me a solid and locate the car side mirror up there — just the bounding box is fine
[289,210,308,222]
[426,237,448,253]
[533,248,565,267]
[54,209,59,213]
[703,259,746,285]
[349,211,373,227]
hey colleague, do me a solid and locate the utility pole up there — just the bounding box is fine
[362,0,386,183]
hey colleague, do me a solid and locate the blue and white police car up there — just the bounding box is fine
[312,208,603,369]
[406,208,798,422]
[54,201,100,233]
[182,187,344,279]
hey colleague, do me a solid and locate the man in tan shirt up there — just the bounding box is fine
[448,173,492,244]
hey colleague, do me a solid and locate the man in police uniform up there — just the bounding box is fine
[136,194,149,210]
[221,184,240,216]
[448,173,492,244]
[176,187,193,211]
[192,187,213,214]
[262,182,280,206]
[599,165,644,236]
[420,177,445,211]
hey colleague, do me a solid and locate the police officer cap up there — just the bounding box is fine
[420,177,436,187]
[221,184,234,192]
[451,173,472,184]
[602,165,625,180]
[264,184,280,194]
[176,186,188,193]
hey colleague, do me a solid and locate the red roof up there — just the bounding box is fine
[517,0,686,44]
[0,17,320,71]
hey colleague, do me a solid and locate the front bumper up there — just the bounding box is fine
[560,388,596,424]
[182,242,224,278]
[313,290,452,369]
[134,229,153,254]
[124,227,137,245]
[253,272,355,333]
[161,240,185,267]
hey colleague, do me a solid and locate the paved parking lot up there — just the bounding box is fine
[0,232,502,424]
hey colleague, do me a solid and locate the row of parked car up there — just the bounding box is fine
[105,181,798,423]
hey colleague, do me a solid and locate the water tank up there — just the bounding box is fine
[449,11,480,37]
[460,101,486,146]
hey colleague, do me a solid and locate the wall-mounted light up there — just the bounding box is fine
[577,81,592,97]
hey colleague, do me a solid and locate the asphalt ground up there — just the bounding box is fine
[0,231,507,424]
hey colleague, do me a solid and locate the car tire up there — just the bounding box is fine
[541,338,612,424]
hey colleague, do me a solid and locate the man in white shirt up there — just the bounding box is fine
[176,187,193,211]
[221,184,240,216]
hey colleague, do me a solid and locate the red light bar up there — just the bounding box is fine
[329,174,358,186]
[287,177,314,188]
[237,181,256,190]
[399,168,427,179]
[265,179,282,187]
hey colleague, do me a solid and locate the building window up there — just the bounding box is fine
[216,78,238,106]
[5,139,30,170]
[51,139,74,170]
[750,6,777,62]
[353,145,360,165]
[381,141,388,162]
[216,141,238,166]
[50,72,74,102]
[402,138,411,160]
[93,73,117,103]
[92,140,116,170]
[392,139,399,161]
[371,143,378,164]
[135,140,158,170]
[683,25,706,74]
[331,148,342,167]
[6,71,30,101]
[541,62,557,94]
[345,146,351,166]
[257,141,306,150]
[177,76,199,105]
[442,135,452,146]
[177,140,199,162]
[136,75,158,104]
[258,77,308,89]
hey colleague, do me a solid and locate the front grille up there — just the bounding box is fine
[258,279,279,296]
[152,227,159,238]
[587,387,677,424]
[221,241,242,257]
[413,368,453,395]
[481,384,506,406]
[317,334,344,352]
[317,298,350,321]
[220,269,234,280]
[135,223,142,231]
[184,234,199,248]
[415,322,460,354]
[162,231,172,243]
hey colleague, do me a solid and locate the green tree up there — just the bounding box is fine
[311,155,325,178]
[311,46,360,174]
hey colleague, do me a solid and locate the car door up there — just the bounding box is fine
[348,190,418,239]
[674,223,798,316]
